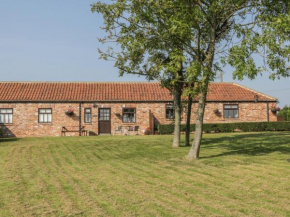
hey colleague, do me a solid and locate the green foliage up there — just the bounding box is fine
[158,122,290,134]
[92,0,192,91]
[278,106,290,121]
[93,0,290,154]
[92,0,290,83]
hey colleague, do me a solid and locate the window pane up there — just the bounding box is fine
[9,114,13,123]
[7,109,13,114]
[44,114,48,122]
[85,114,91,122]
[166,107,174,119]
[4,114,8,123]
[46,109,52,114]
[224,110,229,118]
[1,109,7,114]
[39,114,43,122]
[230,110,234,118]
[0,114,3,123]
[234,110,238,118]
[123,114,128,122]
[48,114,52,122]
[39,109,46,114]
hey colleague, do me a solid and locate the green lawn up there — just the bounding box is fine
[0,132,290,216]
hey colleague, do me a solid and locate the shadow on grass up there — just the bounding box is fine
[0,138,21,144]
[200,132,290,159]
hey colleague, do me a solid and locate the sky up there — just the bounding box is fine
[0,0,289,107]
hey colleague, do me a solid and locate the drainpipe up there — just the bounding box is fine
[267,101,269,122]
[79,102,82,136]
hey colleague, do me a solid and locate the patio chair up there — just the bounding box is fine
[124,126,134,135]
[134,126,139,135]
[114,126,122,135]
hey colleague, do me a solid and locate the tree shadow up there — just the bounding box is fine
[200,132,290,158]
[0,125,16,138]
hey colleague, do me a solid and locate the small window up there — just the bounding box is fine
[84,108,92,123]
[0,109,13,124]
[224,105,239,118]
[39,108,52,123]
[123,108,136,123]
[166,104,174,119]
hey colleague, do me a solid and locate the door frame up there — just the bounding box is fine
[98,108,111,135]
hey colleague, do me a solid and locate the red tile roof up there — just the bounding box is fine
[0,82,277,102]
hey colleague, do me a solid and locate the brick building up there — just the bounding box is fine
[0,82,278,137]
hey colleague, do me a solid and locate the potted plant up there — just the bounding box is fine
[65,108,74,116]
[271,107,281,113]
[144,126,152,135]
[89,129,96,136]
[213,108,221,116]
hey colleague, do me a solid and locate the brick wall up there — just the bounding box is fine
[0,101,277,137]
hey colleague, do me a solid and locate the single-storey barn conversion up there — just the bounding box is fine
[0,82,278,137]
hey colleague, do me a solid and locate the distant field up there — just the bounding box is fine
[0,132,290,216]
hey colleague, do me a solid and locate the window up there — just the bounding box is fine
[99,108,110,121]
[122,108,136,123]
[166,104,174,119]
[39,108,52,123]
[224,105,239,118]
[84,108,92,123]
[0,109,13,124]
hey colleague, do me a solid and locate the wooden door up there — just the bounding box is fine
[98,108,111,134]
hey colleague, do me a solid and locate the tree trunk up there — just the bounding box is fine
[185,94,193,146]
[172,85,182,148]
[186,89,207,159]
[186,24,216,159]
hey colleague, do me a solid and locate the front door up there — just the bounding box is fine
[98,108,111,134]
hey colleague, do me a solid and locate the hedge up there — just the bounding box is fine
[158,122,290,135]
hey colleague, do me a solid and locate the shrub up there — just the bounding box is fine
[158,122,290,134]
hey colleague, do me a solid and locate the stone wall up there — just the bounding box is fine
[0,101,277,137]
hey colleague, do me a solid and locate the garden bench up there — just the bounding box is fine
[61,126,87,136]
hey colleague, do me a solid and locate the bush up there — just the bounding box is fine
[158,122,290,134]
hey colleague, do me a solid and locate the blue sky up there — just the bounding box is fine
[0,0,289,107]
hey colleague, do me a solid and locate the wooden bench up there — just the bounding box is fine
[61,126,87,136]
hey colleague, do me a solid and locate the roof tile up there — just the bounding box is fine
[0,82,277,102]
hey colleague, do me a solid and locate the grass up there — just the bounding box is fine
[0,132,290,216]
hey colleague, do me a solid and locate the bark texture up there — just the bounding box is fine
[172,86,182,148]
[186,89,207,159]
[185,95,193,146]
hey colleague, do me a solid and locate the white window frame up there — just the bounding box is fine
[0,108,13,124]
[39,108,52,123]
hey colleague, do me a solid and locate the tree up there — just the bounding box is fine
[183,0,290,160]
[93,0,290,155]
[278,106,290,121]
[92,1,194,147]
